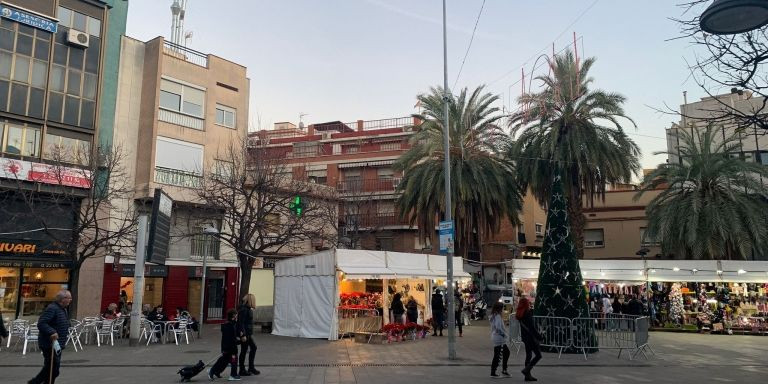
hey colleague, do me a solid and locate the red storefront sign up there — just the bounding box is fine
[0,158,91,188]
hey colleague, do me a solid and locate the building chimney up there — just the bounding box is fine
[357,120,364,132]
[307,124,315,136]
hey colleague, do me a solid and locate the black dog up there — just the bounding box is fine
[178,360,206,382]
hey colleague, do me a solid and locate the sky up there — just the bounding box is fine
[125,0,714,170]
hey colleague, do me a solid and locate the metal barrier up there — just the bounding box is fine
[507,314,653,360]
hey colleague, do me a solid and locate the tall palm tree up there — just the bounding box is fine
[508,50,640,258]
[395,86,522,258]
[637,125,768,260]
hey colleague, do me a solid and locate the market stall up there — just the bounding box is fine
[272,249,469,340]
[505,259,768,334]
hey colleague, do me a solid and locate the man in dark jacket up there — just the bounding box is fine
[29,290,72,384]
[209,309,243,381]
[431,290,445,336]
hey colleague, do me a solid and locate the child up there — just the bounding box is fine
[209,309,244,381]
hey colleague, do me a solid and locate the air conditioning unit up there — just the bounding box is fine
[321,132,332,140]
[67,29,89,48]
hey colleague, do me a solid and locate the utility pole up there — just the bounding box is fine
[442,0,456,360]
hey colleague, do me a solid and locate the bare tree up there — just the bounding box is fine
[197,138,337,296]
[672,1,768,132]
[0,144,137,316]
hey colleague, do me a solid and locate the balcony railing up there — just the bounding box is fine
[341,212,409,228]
[158,108,204,130]
[163,41,208,67]
[337,178,401,194]
[190,234,221,260]
[154,166,202,188]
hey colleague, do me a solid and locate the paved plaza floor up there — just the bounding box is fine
[1,323,766,383]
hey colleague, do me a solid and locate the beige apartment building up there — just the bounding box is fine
[97,35,250,321]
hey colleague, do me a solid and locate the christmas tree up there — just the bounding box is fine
[668,283,684,326]
[533,171,592,353]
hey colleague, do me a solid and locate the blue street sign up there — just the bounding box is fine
[439,220,454,255]
[0,4,58,33]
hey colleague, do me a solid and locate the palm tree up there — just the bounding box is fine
[395,86,523,258]
[637,125,768,260]
[508,50,640,258]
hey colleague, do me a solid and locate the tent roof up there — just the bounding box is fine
[507,259,768,283]
[275,249,470,279]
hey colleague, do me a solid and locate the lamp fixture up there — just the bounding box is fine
[716,270,723,274]
[700,0,768,35]
[737,269,747,274]
[673,267,680,272]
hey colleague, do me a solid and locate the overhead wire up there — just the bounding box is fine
[453,0,486,90]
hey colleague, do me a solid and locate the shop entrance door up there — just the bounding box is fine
[207,278,224,320]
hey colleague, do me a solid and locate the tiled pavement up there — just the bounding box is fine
[1,323,767,383]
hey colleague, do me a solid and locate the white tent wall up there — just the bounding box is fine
[273,251,338,340]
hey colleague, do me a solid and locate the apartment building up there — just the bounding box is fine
[0,0,128,319]
[667,92,768,175]
[99,35,250,322]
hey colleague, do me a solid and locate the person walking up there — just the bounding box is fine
[390,293,405,324]
[28,290,72,384]
[454,293,463,337]
[237,294,260,377]
[489,301,509,378]
[208,309,243,381]
[431,289,445,336]
[405,296,419,323]
[516,297,542,381]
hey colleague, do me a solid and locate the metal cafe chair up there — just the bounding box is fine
[6,319,29,349]
[22,326,39,355]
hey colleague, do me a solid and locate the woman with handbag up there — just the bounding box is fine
[489,301,510,378]
[516,297,542,381]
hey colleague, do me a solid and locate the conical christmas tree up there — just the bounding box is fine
[533,170,592,353]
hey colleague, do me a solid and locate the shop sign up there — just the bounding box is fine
[0,259,71,268]
[121,264,168,277]
[0,239,66,257]
[147,189,172,265]
[0,158,91,188]
[0,240,37,255]
[263,257,278,269]
[252,257,264,269]
[0,4,58,33]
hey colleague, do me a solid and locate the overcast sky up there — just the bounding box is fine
[126,0,714,170]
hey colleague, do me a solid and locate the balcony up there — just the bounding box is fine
[337,178,401,194]
[158,108,204,130]
[190,234,221,260]
[341,212,410,228]
[154,166,202,188]
[163,41,208,68]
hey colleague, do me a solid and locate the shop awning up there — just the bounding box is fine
[332,249,470,279]
[506,259,768,283]
[337,159,395,169]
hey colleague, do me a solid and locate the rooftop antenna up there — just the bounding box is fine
[170,0,187,46]
[299,113,308,130]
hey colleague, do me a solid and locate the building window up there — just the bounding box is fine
[377,201,395,216]
[343,144,359,154]
[1,121,40,157]
[292,141,318,158]
[376,237,394,251]
[215,104,236,128]
[0,20,50,119]
[43,133,91,165]
[535,223,543,235]
[154,137,203,187]
[759,151,768,165]
[377,167,394,180]
[640,227,661,246]
[307,168,327,184]
[159,78,205,118]
[584,229,605,248]
[380,141,401,151]
[57,6,101,37]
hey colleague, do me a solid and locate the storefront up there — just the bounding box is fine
[100,260,239,323]
[273,249,469,340]
[0,240,72,320]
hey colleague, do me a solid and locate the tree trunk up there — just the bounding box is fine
[68,265,81,318]
[238,254,255,300]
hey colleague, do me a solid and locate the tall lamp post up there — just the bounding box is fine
[700,0,768,34]
[199,225,219,338]
[441,0,457,360]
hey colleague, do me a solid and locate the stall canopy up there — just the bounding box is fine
[507,259,768,283]
[272,249,469,340]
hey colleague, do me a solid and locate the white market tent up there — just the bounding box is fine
[507,259,768,283]
[272,249,469,340]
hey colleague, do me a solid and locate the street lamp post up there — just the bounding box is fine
[198,225,218,338]
[700,0,768,34]
[441,0,457,361]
